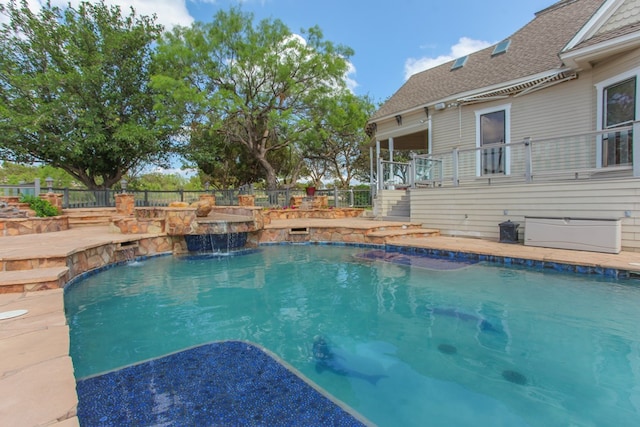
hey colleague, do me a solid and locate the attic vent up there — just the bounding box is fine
[492,39,511,56]
[451,55,468,70]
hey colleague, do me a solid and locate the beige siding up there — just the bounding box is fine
[592,48,640,83]
[403,178,640,252]
[430,76,596,156]
[427,75,598,182]
[374,109,429,142]
[510,76,595,140]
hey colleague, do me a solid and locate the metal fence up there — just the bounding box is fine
[0,185,373,209]
[0,179,42,197]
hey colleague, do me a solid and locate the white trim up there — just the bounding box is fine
[594,67,640,167]
[562,31,640,69]
[563,0,622,51]
[474,104,511,177]
[595,66,640,130]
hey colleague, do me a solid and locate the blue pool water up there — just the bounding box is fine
[65,245,640,427]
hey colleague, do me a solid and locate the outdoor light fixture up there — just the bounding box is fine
[205,181,210,192]
[120,179,128,193]
[395,115,402,125]
[45,177,53,193]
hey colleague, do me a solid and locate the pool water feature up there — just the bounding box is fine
[65,245,640,427]
[184,232,248,252]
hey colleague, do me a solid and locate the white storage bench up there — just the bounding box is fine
[524,216,621,254]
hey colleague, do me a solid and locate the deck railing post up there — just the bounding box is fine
[524,137,533,182]
[452,148,459,187]
[377,157,383,191]
[410,154,416,188]
[633,122,640,177]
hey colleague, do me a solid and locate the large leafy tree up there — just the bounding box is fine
[0,0,171,189]
[304,93,376,188]
[152,8,353,190]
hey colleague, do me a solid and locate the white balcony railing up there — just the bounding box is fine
[377,159,413,190]
[410,122,640,188]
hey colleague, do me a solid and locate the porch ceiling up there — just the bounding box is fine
[376,129,428,151]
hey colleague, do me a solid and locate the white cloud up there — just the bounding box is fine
[344,61,358,94]
[404,37,493,80]
[1,0,194,29]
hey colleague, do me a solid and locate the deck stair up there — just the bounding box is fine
[0,267,69,293]
[63,208,116,227]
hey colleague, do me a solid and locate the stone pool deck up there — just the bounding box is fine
[2,219,640,425]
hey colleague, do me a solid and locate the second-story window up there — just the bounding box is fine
[480,110,506,174]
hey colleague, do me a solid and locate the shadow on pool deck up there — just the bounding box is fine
[2,221,640,426]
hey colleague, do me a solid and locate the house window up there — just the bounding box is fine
[596,68,639,168]
[602,77,636,166]
[476,105,510,175]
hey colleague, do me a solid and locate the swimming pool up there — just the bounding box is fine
[65,245,640,426]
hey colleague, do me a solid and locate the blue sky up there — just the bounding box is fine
[184,0,556,103]
[8,0,556,103]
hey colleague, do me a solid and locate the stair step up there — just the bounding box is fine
[63,208,115,217]
[0,267,69,292]
[63,208,115,227]
[68,218,112,227]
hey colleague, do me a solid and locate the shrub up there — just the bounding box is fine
[19,195,60,217]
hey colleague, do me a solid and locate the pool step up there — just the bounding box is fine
[0,267,69,293]
[366,228,440,244]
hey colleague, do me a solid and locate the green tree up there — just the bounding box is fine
[184,124,264,190]
[304,93,376,188]
[152,8,353,190]
[0,161,81,187]
[0,0,171,190]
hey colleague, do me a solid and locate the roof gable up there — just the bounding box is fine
[370,0,606,122]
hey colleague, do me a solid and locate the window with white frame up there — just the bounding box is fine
[596,68,639,168]
[475,104,511,176]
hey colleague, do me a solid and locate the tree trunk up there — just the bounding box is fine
[256,154,278,190]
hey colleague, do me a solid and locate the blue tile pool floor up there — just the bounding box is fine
[76,341,369,426]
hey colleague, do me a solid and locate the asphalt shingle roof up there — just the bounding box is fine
[370,0,606,121]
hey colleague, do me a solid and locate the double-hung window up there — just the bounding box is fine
[603,77,636,166]
[476,104,511,176]
[596,68,639,168]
